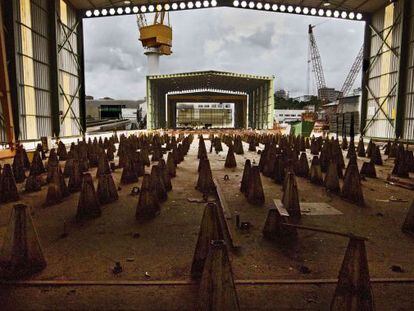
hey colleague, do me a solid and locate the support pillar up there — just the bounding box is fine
[395,0,410,139]
[77,13,86,136]
[0,0,15,149]
[49,0,60,138]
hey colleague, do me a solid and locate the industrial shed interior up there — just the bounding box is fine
[0,0,413,310]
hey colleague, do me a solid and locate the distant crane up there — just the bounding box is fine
[136,12,172,75]
[307,24,363,100]
[340,45,364,97]
[307,24,327,94]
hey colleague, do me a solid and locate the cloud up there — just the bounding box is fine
[84,8,364,99]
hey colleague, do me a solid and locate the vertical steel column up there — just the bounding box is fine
[360,17,372,136]
[49,0,60,138]
[3,0,20,141]
[77,12,86,136]
[0,0,15,148]
[395,0,410,139]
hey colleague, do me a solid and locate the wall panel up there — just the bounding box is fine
[14,0,52,140]
[364,2,401,139]
[58,0,81,137]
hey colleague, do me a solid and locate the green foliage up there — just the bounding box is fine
[274,95,322,110]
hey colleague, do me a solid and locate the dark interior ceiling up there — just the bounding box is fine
[148,71,273,94]
[67,0,389,14]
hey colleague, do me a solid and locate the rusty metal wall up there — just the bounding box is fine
[58,0,81,137]
[403,2,414,140]
[14,0,53,140]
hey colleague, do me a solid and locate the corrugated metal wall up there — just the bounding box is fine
[14,0,52,140]
[365,2,401,139]
[58,0,81,137]
[403,2,414,140]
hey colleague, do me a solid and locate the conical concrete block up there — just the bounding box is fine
[282,172,301,219]
[325,161,341,193]
[191,203,224,279]
[158,159,172,192]
[296,152,309,178]
[262,208,297,241]
[344,155,358,181]
[25,175,42,193]
[402,200,414,235]
[135,157,146,178]
[0,164,19,203]
[140,148,151,167]
[346,140,356,159]
[45,165,68,206]
[342,161,364,206]
[0,204,46,279]
[247,166,265,206]
[273,156,285,184]
[97,173,118,205]
[371,145,383,165]
[198,240,240,311]
[12,151,26,184]
[120,157,138,184]
[214,137,223,153]
[240,159,251,194]
[29,150,45,177]
[47,148,59,169]
[57,141,67,161]
[366,140,374,158]
[310,156,323,185]
[198,136,208,159]
[357,138,366,157]
[234,136,244,155]
[341,136,348,150]
[196,158,216,195]
[96,153,111,178]
[248,139,256,152]
[136,174,160,221]
[360,160,377,178]
[224,144,237,168]
[150,165,167,203]
[330,238,374,310]
[68,159,82,193]
[392,145,409,178]
[76,173,101,221]
[166,152,176,177]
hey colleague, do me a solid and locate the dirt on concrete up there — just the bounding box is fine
[0,138,413,310]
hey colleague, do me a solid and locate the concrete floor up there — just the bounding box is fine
[0,137,413,310]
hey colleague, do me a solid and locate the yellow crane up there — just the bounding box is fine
[137,12,172,75]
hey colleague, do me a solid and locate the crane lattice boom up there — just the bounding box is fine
[340,45,364,96]
[308,24,327,91]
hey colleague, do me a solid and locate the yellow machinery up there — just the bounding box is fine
[137,12,172,56]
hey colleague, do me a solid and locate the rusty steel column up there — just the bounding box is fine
[0,0,16,151]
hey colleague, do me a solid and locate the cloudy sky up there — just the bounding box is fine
[84,8,364,100]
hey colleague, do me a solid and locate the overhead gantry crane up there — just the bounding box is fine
[137,12,172,75]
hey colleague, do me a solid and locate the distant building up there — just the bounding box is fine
[274,109,305,124]
[302,104,316,112]
[86,97,146,123]
[326,94,361,135]
[275,89,289,100]
[176,103,234,128]
[293,95,312,102]
[318,87,343,103]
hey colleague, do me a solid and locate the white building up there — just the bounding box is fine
[274,109,305,124]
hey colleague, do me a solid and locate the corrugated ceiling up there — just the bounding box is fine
[67,0,390,14]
